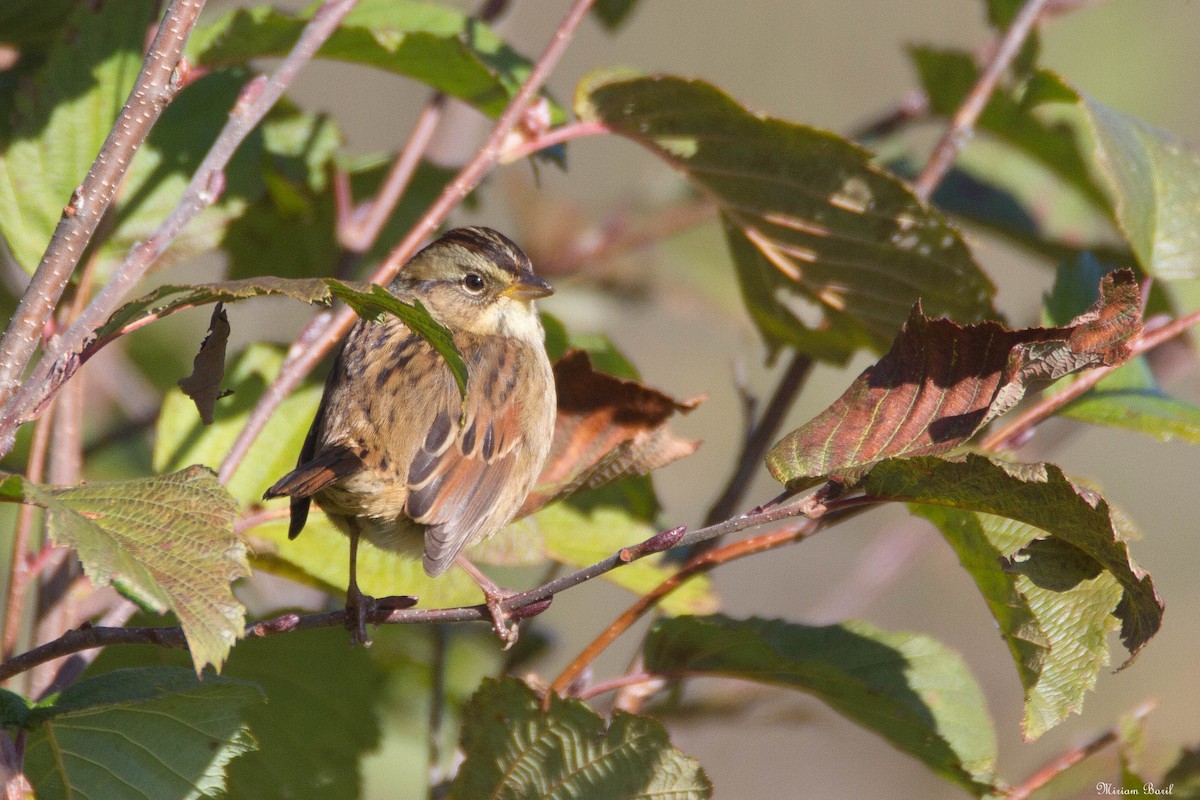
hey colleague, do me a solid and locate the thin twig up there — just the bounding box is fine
[911,0,1051,202]
[1006,701,1157,800]
[981,307,1200,451]
[218,0,599,483]
[0,0,362,456]
[499,119,611,164]
[549,520,820,699]
[703,350,813,528]
[0,0,205,414]
[0,488,823,683]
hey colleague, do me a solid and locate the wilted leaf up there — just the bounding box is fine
[178,302,232,425]
[519,349,701,515]
[2,468,249,673]
[913,506,1121,739]
[449,678,711,800]
[867,454,1163,661]
[644,615,997,795]
[22,667,260,800]
[192,0,565,121]
[91,629,386,800]
[1047,258,1200,443]
[156,344,323,507]
[1030,71,1200,280]
[766,269,1141,488]
[0,0,157,272]
[577,72,997,361]
[97,276,333,342]
[326,280,468,399]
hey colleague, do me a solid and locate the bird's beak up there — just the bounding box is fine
[504,272,554,301]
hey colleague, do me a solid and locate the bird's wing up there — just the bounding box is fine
[406,337,530,576]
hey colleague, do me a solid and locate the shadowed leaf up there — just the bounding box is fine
[21,668,260,800]
[766,269,1141,488]
[867,454,1162,662]
[577,72,997,361]
[592,0,640,30]
[178,303,232,425]
[913,506,1122,740]
[448,678,711,799]
[644,615,997,795]
[192,0,565,121]
[0,468,249,673]
[519,349,701,516]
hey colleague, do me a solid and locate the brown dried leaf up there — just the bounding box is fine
[178,303,233,425]
[766,270,1141,488]
[519,349,702,516]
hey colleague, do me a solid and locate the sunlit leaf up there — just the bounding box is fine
[866,454,1162,661]
[0,0,156,272]
[913,506,1121,740]
[1030,71,1200,280]
[192,0,565,120]
[644,615,997,795]
[1,468,249,673]
[766,270,1141,488]
[22,667,259,800]
[577,72,997,361]
[449,678,711,799]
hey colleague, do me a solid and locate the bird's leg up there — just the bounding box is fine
[456,556,519,648]
[345,526,372,646]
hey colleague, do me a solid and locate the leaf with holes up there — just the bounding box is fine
[644,615,997,795]
[448,678,711,799]
[867,454,1162,662]
[1,468,248,673]
[576,72,997,361]
[766,269,1141,489]
[21,668,260,800]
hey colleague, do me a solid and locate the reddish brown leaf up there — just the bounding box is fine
[518,350,702,516]
[766,270,1142,488]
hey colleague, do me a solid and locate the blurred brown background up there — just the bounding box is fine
[198,1,1200,796]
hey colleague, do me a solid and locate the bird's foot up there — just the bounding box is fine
[482,586,520,649]
[344,591,418,646]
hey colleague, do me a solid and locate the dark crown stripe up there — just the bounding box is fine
[438,226,533,274]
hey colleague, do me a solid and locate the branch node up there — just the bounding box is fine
[619,526,687,562]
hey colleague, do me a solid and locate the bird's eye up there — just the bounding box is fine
[462,273,485,294]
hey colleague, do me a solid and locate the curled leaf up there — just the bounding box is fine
[178,302,233,425]
[766,269,1141,488]
[519,349,702,515]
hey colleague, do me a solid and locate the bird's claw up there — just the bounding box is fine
[484,589,519,649]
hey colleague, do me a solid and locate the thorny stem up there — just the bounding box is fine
[218,0,599,483]
[1005,701,1157,800]
[911,0,1052,202]
[981,306,1200,452]
[0,490,821,683]
[0,0,206,414]
[0,0,362,457]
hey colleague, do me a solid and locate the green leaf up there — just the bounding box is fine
[1030,71,1200,280]
[0,0,72,50]
[192,0,564,121]
[865,454,1163,661]
[6,468,249,673]
[0,687,32,728]
[766,270,1141,489]
[327,279,468,399]
[1046,257,1200,443]
[92,628,386,800]
[591,0,640,30]
[250,513,487,610]
[155,344,324,507]
[577,72,997,361]
[531,502,716,616]
[22,667,260,800]
[644,615,997,795]
[0,0,157,272]
[912,506,1121,740]
[98,276,334,342]
[448,677,711,800]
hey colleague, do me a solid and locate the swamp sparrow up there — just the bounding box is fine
[265,227,556,644]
